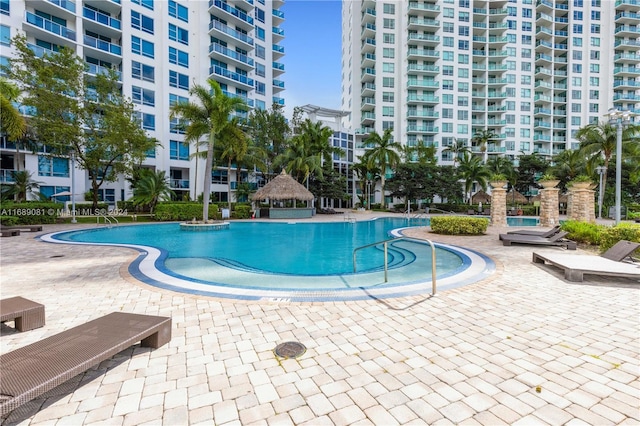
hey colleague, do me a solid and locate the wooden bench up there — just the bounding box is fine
[0,225,42,233]
[0,297,45,332]
[0,229,20,237]
[0,312,171,417]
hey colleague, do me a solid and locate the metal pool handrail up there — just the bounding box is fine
[352,236,437,295]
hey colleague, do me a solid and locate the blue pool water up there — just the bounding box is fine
[44,217,497,301]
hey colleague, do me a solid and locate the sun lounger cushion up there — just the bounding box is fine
[0,297,45,332]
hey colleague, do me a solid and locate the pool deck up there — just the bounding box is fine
[1,212,638,425]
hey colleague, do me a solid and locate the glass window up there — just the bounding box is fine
[459,12,469,21]
[168,0,188,22]
[383,3,395,13]
[382,62,394,72]
[382,106,394,116]
[0,0,9,15]
[170,140,189,160]
[382,77,394,88]
[132,61,154,82]
[131,11,154,34]
[255,62,265,77]
[383,18,394,29]
[256,8,265,23]
[383,33,395,43]
[255,44,265,59]
[382,92,394,102]
[132,36,154,58]
[382,48,394,58]
[169,70,189,90]
[169,47,188,67]
[38,156,69,177]
[168,23,188,45]
[132,86,155,106]
[132,0,154,10]
[0,24,9,45]
[256,26,265,41]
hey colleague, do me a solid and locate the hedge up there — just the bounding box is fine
[430,216,489,235]
[154,203,220,221]
[0,202,63,225]
[599,223,640,254]
[233,204,251,219]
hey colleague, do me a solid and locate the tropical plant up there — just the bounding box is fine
[169,79,247,221]
[442,138,471,167]
[131,170,175,213]
[4,170,42,202]
[576,121,640,202]
[361,128,402,209]
[0,77,26,142]
[247,103,290,181]
[217,117,249,209]
[458,153,491,205]
[471,129,497,162]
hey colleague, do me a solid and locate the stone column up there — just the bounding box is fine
[490,187,507,226]
[539,188,560,227]
[567,188,596,223]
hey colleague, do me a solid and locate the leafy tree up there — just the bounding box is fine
[386,162,438,208]
[217,117,249,209]
[458,153,491,204]
[247,103,289,181]
[6,36,155,209]
[351,160,380,209]
[515,152,549,195]
[131,169,175,213]
[434,166,464,203]
[361,128,402,208]
[308,163,350,207]
[235,181,255,203]
[169,79,247,221]
[549,149,586,191]
[275,133,322,185]
[400,140,437,166]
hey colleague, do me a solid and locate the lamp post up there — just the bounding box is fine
[71,151,77,224]
[604,108,633,225]
[595,166,606,219]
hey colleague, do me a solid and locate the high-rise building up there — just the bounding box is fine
[0,0,285,206]
[341,0,639,203]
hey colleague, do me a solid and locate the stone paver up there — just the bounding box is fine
[0,213,638,425]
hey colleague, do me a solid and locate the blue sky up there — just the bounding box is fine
[281,0,342,118]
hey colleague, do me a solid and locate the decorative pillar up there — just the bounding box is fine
[539,188,560,227]
[489,185,507,226]
[567,185,596,223]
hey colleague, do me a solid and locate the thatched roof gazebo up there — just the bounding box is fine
[251,170,315,219]
[506,189,528,204]
[471,189,491,204]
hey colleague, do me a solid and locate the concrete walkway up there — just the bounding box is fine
[1,214,638,425]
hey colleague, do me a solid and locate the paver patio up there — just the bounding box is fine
[1,213,638,425]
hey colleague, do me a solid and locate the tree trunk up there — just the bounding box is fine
[202,137,214,221]
[227,158,232,210]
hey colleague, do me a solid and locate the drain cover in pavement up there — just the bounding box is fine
[274,341,306,359]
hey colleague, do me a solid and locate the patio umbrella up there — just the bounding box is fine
[507,189,528,204]
[251,170,314,204]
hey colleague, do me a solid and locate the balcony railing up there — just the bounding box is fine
[26,11,76,41]
[83,7,121,30]
[209,65,254,87]
[209,0,254,25]
[209,42,254,66]
[208,19,254,45]
[84,34,121,55]
[47,0,76,13]
[170,179,190,189]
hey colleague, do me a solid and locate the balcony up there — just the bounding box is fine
[615,12,640,24]
[361,97,375,111]
[209,0,254,28]
[407,125,438,134]
[272,44,285,58]
[209,42,254,68]
[408,2,440,16]
[407,79,439,89]
[85,63,122,81]
[83,34,122,58]
[272,26,284,41]
[614,66,640,76]
[361,22,376,38]
[407,48,439,59]
[222,91,254,108]
[273,79,285,92]
[272,8,285,23]
[406,110,438,119]
[209,65,254,89]
[273,61,284,75]
[25,11,76,43]
[361,82,375,96]
[272,96,285,106]
[407,95,439,104]
[614,39,640,50]
[407,17,439,30]
[613,93,640,102]
[407,63,439,74]
[361,67,375,82]
[615,25,640,37]
[361,52,376,67]
[614,53,640,63]
[362,7,375,24]
[208,19,254,48]
[361,37,376,53]
[82,7,121,37]
[361,112,375,125]
[170,179,190,189]
[407,33,439,47]
[27,42,54,58]
[613,79,640,88]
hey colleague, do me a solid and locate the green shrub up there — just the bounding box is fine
[154,203,219,221]
[560,220,604,245]
[430,216,489,235]
[599,223,640,254]
[0,216,19,226]
[233,204,251,219]
[0,202,63,224]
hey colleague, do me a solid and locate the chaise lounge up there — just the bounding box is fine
[532,240,640,282]
[0,297,45,332]
[504,224,561,238]
[0,225,43,233]
[0,312,171,417]
[499,230,577,250]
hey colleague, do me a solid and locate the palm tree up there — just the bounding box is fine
[576,121,640,198]
[471,129,497,163]
[276,134,322,185]
[486,156,515,177]
[131,169,175,213]
[217,117,249,209]
[550,149,586,188]
[458,153,491,205]
[6,170,41,202]
[0,78,26,142]
[351,160,380,209]
[442,138,471,167]
[361,128,402,209]
[401,140,437,165]
[169,79,247,221]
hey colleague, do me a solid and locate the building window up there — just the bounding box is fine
[383,33,395,43]
[169,70,189,90]
[132,61,155,82]
[38,156,69,177]
[132,86,155,106]
[169,47,188,67]
[255,63,265,77]
[132,36,154,58]
[132,0,154,10]
[382,77,394,88]
[255,44,265,59]
[255,26,265,41]
[170,140,189,160]
[382,48,394,58]
[442,108,453,119]
[0,24,9,45]
[255,8,265,23]
[0,0,9,15]
[383,3,395,14]
[382,106,394,116]
[131,11,154,34]
[383,18,394,29]
[382,62,394,72]
[168,0,188,22]
[168,23,188,45]
[382,92,394,102]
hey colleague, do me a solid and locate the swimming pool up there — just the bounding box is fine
[42,218,495,301]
